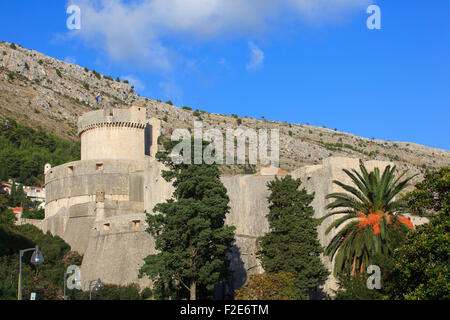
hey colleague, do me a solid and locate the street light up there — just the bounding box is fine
[89,278,103,300]
[18,245,44,300]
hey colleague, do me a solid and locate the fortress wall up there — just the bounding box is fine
[43,159,146,254]
[222,175,272,237]
[45,160,146,217]
[143,158,175,214]
[148,118,161,158]
[80,213,155,290]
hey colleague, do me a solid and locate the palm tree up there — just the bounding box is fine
[322,160,416,276]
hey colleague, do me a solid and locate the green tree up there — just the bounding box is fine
[257,176,329,299]
[404,166,449,216]
[388,212,449,300]
[139,139,236,300]
[322,160,416,276]
[0,195,14,226]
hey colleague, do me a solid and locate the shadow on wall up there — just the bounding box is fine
[214,243,246,300]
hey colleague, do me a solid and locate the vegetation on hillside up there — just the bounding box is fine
[0,119,80,186]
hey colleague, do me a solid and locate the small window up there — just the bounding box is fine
[96,163,104,171]
[104,223,111,231]
[68,166,74,174]
[132,220,141,228]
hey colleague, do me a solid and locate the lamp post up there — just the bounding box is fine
[89,279,103,300]
[18,245,44,300]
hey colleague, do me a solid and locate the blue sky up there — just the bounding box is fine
[0,1,449,150]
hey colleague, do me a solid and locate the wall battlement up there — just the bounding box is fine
[77,105,147,136]
[78,105,158,161]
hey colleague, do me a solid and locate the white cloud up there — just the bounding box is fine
[246,42,264,71]
[67,0,373,69]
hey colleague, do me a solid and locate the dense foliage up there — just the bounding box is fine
[0,195,14,225]
[322,161,415,276]
[0,223,71,300]
[234,272,297,300]
[139,139,236,300]
[388,212,449,300]
[404,166,449,216]
[335,166,449,300]
[0,119,80,186]
[257,175,329,299]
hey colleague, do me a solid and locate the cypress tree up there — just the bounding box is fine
[257,175,329,299]
[139,139,236,300]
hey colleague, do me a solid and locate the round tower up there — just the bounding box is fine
[78,105,147,160]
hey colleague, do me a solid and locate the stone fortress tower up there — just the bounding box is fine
[40,104,409,296]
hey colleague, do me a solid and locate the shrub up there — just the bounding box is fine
[181,106,191,110]
[62,251,83,267]
[123,80,129,84]
[237,118,242,126]
[7,72,14,80]
[10,43,16,50]
[166,100,174,106]
[84,67,89,72]
[55,69,62,78]
[388,213,449,300]
[234,273,297,300]
[24,63,29,70]
[82,83,89,90]
[92,70,101,80]
[38,60,43,65]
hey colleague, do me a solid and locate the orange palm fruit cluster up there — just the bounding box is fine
[357,211,414,234]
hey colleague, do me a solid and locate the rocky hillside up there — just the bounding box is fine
[0,41,449,181]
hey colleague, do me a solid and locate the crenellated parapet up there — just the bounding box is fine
[77,105,147,136]
[78,105,156,161]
